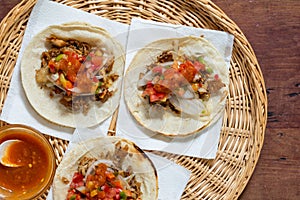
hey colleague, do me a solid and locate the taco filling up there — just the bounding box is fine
[35,35,119,115]
[137,50,225,116]
[53,137,158,200]
[66,158,141,200]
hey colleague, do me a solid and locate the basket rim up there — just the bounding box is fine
[0,0,267,199]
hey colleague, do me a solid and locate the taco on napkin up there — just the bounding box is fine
[21,22,125,128]
[124,36,229,136]
[53,137,158,200]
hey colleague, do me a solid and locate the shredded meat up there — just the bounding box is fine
[68,39,91,56]
[35,67,49,85]
[61,177,70,184]
[77,157,97,176]
[46,36,67,47]
[114,142,129,168]
[104,58,115,73]
[207,79,225,93]
[95,89,112,103]
[157,50,173,63]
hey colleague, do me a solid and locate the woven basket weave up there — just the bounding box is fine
[0,0,267,199]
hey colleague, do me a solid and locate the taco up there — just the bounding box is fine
[124,36,229,136]
[21,22,125,128]
[53,136,158,200]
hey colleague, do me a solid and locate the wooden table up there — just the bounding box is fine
[1,0,299,199]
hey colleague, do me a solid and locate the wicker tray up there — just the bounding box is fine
[0,0,267,199]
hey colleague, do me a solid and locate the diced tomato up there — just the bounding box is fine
[178,60,197,82]
[106,188,117,198]
[66,191,81,200]
[214,74,219,80]
[152,66,163,74]
[142,82,168,102]
[91,56,103,67]
[67,162,139,200]
[90,64,98,71]
[163,68,176,80]
[48,60,57,73]
[142,82,155,97]
[101,184,110,192]
[97,191,106,198]
[149,93,166,102]
[78,55,85,62]
[193,61,205,71]
[61,51,82,82]
[153,83,170,94]
[55,58,68,72]
[93,76,99,82]
[69,172,84,189]
[71,172,84,183]
[113,180,123,189]
[106,172,115,180]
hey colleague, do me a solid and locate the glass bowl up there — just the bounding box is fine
[0,124,56,199]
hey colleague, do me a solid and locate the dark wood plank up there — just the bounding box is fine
[0,0,21,21]
[211,0,300,199]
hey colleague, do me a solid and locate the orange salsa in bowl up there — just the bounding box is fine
[0,124,56,199]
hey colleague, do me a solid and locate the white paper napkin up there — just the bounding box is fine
[46,129,191,200]
[116,18,234,158]
[0,0,129,141]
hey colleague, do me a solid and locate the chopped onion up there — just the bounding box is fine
[149,104,165,119]
[45,82,54,88]
[169,96,206,116]
[69,87,81,93]
[160,61,174,67]
[50,73,59,81]
[75,186,87,194]
[84,61,92,69]
[181,87,195,99]
[118,174,134,190]
[198,87,207,94]
[137,70,155,87]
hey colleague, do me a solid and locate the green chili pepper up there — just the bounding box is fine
[206,67,213,74]
[55,54,64,62]
[95,87,101,94]
[197,56,205,64]
[120,191,127,200]
[69,195,76,200]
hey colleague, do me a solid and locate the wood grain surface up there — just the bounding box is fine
[0,0,299,199]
